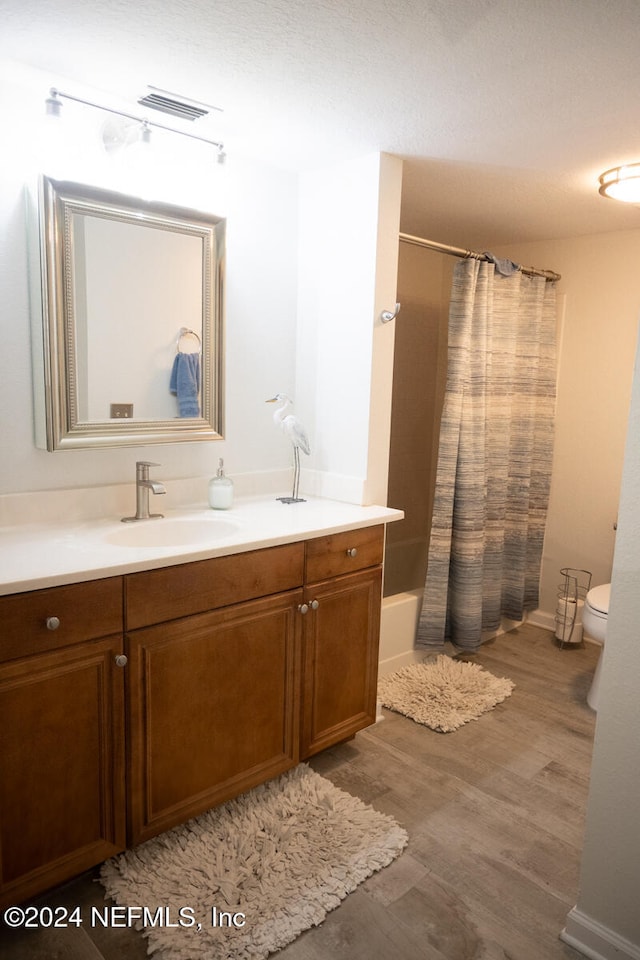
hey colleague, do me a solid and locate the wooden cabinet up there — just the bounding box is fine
[125,543,305,844]
[0,523,386,903]
[301,526,383,758]
[0,578,126,908]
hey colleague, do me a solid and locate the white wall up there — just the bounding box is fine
[562,332,640,959]
[296,152,402,504]
[1,61,400,513]
[496,231,640,621]
[0,61,298,496]
[365,153,403,505]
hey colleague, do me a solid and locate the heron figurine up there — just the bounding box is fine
[266,394,310,503]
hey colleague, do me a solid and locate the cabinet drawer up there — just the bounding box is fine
[305,525,384,583]
[0,577,123,662]
[125,542,305,629]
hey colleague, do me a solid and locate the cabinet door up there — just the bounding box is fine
[0,637,126,907]
[127,590,302,845]
[300,567,381,759]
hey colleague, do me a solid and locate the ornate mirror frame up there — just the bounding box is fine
[32,176,225,450]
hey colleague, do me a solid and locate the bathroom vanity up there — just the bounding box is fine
[0,499,398,907]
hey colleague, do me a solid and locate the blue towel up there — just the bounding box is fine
[170,352,201,418]
[483,252,520,277]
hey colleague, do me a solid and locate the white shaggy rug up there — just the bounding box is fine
[378,655,515,732]
[100,764,407,960]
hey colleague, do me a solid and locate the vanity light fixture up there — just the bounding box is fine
[45,89,63,117]
[598,163,640,202]
[45,87,226,163]
[101,115,152,154]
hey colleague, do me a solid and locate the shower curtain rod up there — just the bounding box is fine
[399,232,561,282]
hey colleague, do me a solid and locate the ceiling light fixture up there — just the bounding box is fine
[598,163,640,203]
[45,87,225,163]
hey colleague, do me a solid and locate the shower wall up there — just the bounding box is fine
[384,243,453,597]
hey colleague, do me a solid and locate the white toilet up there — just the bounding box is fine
[583,583,611,711]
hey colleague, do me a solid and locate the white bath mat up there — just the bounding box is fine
[100,764,407,960]
[378,654,515,732]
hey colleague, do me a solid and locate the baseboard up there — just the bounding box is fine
[526,609,601,646]
[481,616,522,641]
[527,608,556,632]
[561,906,640,960]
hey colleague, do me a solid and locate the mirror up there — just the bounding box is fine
[32,176,225,450]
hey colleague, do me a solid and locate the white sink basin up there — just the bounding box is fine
[103,517,239,549]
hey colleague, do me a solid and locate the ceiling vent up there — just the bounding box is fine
[137,87,221,122]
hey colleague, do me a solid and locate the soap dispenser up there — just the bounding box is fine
[208,458,234,510]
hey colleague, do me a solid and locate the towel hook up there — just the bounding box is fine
[380,302,401,324]
[176,327,202,353]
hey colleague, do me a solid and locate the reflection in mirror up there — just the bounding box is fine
[32,176,225,450]
[75,215,204,421]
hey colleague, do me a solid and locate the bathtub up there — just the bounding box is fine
[379,587,524,682]
[379,589,425,677]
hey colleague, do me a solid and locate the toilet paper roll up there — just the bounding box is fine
[557,597,584,621]
[555,597,584,641]
[558,621,583,644]
[571,622,584,644]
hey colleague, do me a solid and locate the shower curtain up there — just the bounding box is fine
[418,258,557,650]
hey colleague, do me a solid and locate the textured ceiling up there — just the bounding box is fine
[3,0,640,248]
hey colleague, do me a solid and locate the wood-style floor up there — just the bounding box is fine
[0,624,599,960]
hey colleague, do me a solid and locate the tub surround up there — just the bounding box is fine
[379,589,425,676]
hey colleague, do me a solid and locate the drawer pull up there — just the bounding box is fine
[46,616,61,631]
[298,603,309,615]
[346,547,358,558]
[114,654,128,668]
[310,599,319,610]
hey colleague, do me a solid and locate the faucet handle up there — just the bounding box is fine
[136,460,161,479]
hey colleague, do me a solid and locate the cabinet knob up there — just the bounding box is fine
[346,547,358,558]
[298,603,309,615]
[310,599,319,610]
[114,654,128,668]
[45,616,60,631]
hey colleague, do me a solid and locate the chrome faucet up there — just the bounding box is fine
[121,461,166,522]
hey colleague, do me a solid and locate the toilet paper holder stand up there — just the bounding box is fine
[556,567,592,647]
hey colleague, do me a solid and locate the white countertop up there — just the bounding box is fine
[0,496,403,596]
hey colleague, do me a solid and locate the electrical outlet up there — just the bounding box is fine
[110,403,133,419]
